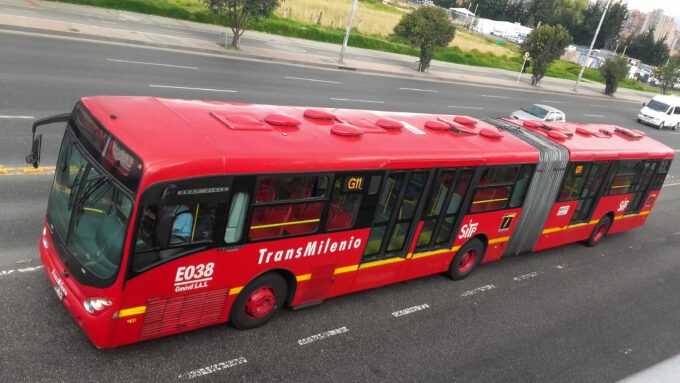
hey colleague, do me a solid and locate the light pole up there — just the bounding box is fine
[338,0,359,64]
[574,0,612,91]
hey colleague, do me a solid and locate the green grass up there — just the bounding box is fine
[44,0,651,93]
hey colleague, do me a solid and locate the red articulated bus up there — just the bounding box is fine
[26,97,673,348]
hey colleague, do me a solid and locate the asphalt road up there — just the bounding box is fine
[1,27,680,383]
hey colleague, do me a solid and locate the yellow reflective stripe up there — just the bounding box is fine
[359,257,404,270]
[451,245,461,252]
[542,227,564,234]
[118,306,146,318]
[412,249,449,260]
[489,236,510,244]
[229,286,244,295]
[83,207,103,213]
[296,274,311,282]
[334,265,359,275]
[568,222,589,229]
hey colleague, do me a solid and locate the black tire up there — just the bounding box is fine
[657,121,664,129]
[448,238,485,280]
[674,123,679,131]
[585,216,611,247]
[230,273,287,330]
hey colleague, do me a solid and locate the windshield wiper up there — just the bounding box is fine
[74,175,108,223]
[67,164,86,209]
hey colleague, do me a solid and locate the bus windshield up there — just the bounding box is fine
[48,132,133,284]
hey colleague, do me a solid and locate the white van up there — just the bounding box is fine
[637,95,680,130]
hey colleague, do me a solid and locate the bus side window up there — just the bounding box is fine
[509,165,533,207]
[326,177,362,231]
[225,192,249,243]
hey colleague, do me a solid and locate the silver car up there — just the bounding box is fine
[511,104,566,122]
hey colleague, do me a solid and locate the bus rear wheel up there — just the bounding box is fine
[230,273,287,330]
[586,216,611,247]
[449,238,484,280]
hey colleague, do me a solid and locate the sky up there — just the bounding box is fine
[622,0,680,19]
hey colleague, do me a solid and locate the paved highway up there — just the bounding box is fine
[1,28,680,383]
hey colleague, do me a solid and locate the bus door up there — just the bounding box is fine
[351,170,431,292]
[562,162,611,225]
[623,160,660,215]
[121,177,232,344]
[406,168,474,279]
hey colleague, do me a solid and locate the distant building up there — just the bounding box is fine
[642,9,677,44]
[621,10,646,38]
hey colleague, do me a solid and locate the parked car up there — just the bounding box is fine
[637,95,680,130]
[510,104,566,122]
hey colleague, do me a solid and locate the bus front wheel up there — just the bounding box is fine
[230,273,288,330]
[449,238,485,280]
[586,216,611,247]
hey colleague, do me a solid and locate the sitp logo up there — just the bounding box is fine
[618,199,630,212]
[458,220,479,239]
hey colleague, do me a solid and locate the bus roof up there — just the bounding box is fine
[81,97,541,186]
[500,119,675,162]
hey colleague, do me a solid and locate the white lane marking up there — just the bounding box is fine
[447,105,484,110]
[556,264,567,269]
[541,100,565,104]
[330,98,385,104]
[461,284,496,297]
[107,58,198,70]
[590,104,609,108]
[481,94,510,99]
[0,115,34,119]
[149,85,237,93]
[583,114,605,117]
[392,303,430,317]
[0,265,44,277]
[298,326,349,345]
[285,76,340,84]
[513,271,541,281]
[399,87,439,93]
[177,357,247,380]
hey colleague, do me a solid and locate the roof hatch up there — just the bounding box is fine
[210,112,271,131]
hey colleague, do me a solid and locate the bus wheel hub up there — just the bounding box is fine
[245,287,276,318]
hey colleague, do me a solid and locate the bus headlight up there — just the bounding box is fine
[84,297,113,314]
[42,227,49,249]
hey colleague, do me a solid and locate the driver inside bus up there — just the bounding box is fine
[172,204,193,241]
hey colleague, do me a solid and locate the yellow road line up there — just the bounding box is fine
[0,166,56,176]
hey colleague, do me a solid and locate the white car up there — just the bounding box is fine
[510,104,566,122]
[637,95,680,130]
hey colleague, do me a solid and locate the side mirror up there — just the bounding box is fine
[642,102,646,107]
[25,133,42,168]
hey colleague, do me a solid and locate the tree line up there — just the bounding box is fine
[437,0,672,66]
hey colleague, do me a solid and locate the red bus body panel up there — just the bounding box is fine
[38,99,674,348]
